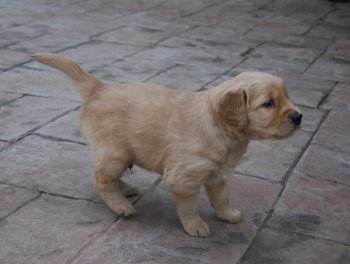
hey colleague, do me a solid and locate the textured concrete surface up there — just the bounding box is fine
[0,0,349,263]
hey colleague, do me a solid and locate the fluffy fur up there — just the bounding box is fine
[32,53,301,237]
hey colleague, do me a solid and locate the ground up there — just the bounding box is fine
[0,0,349,263]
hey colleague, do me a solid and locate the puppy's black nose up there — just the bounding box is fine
[291,111,302,126]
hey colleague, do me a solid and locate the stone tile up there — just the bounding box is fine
[0,135,159,201]
[296,111,350,186]
[0,184,39,219]
[306,57,350,82]
[159,37,250,56]
[0,95,79,142]
[36,109,84,143]
[244,30,333,49]
[236,130,310,181]
[321,83,350,112]
[252,16,312,35]
[0,23,49,43]
[268,173,350,245]
[0,195,115,264]
[146,64,230,91]
[59,41,141,72]
[129,46,243,72]
[26,41,141,72]
[241,227,350,264]
[8,33,88,54]
[312,111,350,152]
[324,8,350,28]
[71,175,281,264]
[0,135,96,200]
[178,26,257,47]
[0,91,22,106]
[0,67,81,101]
[94,23,191,47]
[0,141,9,151]
[0,49,29,70]
[307,25,350,40]
[93,56,174,83]
[244,43,324,74]
[326,38,350,62]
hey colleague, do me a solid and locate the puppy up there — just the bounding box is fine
[32,53,302,237]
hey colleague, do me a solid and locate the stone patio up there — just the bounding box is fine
[0,0,349,263]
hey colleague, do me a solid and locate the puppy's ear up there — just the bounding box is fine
[217,89,248,129]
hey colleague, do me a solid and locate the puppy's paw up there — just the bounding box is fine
[120,180,139,197]
[216,208,243,224]
[106,196,136,216]
[183,218,211,237]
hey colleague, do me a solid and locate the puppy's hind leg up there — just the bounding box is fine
[94,154,136,216]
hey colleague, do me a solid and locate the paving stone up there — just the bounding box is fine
[268,173,350,245]
[321,83,350,112]
[244,30,333,49]
[326,38,350,62]
[0,67,81,101]
[0,141,9,151]
[0,23,49,43]
[0,48,29,70]
[252,16,313,35]
[0,184,39,219]
[8,32,88,54]
[244,43,324,74]
[0,91,22,106]
[178,26,257,47]
[59,41,141,72]
[306,57,350,82]
[236,130,310,181]
[241,227,350,264]
[35,109,84,143]
[146,64,231,91]
[129,46,243,72]
[313,111,350,152]
[71,175,281,264]
[324,8,350,28]
[307,25,350,40]
[0,195,115,264]
[159,37,250,56]
[296,111,350,186]
[0,96,79,141]
[94,23,191,47]
[94,57,174,83]
[0,135,159,201]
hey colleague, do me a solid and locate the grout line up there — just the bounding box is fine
[0,181,103,204]
[266,226,350,247]
[238,110,330,263]
[0,94,26,108]
[234,172,281,184]
[6,105,81,146]
[0,194,41,222]
[34,133,87,146]
[317,81,338,108]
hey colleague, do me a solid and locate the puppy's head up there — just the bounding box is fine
[212,71,302,140]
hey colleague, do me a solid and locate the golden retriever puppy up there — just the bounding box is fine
[32,53,302,237]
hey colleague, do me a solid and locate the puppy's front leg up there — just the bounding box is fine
[205,180,242,224]
[171,185,210,237]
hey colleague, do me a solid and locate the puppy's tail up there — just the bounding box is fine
[31,53,102,100]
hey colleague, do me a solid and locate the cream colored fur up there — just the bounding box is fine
[32,53,301,237]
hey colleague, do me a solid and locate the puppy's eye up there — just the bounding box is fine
[262,99,274,108]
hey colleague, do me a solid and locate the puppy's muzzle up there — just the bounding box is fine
[290,111,302,126]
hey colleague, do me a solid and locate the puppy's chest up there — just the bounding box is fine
[206,143,248,185]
